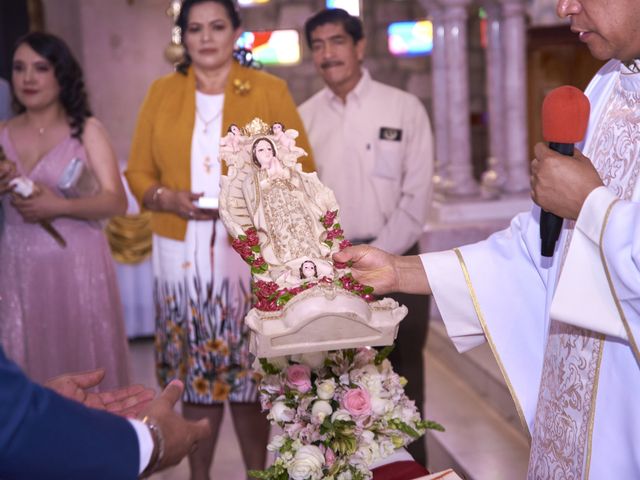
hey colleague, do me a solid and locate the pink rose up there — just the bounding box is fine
[342,387,372,416]
[339,239,352,250]
[326,228,344,240]
[322,210,337,228]
[246,228,259,246]
[286,364,312,393]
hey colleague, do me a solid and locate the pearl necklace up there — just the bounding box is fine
[196,107,222,134]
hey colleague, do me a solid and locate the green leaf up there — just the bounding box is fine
[277,293,294,306]
[259,358,280,375]
[374,344,395,365]
[251,245,261,252]
[418,419,445,432]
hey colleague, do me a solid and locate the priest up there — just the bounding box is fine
[335,0,640,477]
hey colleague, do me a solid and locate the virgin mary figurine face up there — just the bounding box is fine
[252,138,276,169]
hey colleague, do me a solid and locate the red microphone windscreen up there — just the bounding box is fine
[541,85,591,143]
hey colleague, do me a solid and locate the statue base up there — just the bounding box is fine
[246,284,407,357]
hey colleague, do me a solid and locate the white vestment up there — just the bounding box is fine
[422,60,640,478]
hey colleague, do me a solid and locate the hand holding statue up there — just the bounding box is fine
[334,245,431,296]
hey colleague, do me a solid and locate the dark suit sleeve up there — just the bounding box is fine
[0,348,140,480]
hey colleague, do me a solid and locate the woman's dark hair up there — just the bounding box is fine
[176,0,241,74]
[251,137,276,168]
[11,32,92,140]
[304,8,364,49]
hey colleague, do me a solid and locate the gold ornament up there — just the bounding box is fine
[242,118,271,137]
[164,42,185,64]
[233,78,252,96]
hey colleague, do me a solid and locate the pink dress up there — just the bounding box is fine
[0,129,130,389]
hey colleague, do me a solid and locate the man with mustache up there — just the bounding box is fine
[299,8,434,467]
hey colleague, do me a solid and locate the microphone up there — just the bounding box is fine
[539,85,590,257]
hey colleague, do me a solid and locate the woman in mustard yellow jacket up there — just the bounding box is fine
[125,1,314,478]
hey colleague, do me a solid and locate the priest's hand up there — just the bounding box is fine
[531,143,603,220]
[333,245,430,296]
[45,369,155,417]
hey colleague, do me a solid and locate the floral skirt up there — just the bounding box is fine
[152,220,259,404]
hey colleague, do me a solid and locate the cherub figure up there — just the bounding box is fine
[220,123,246,153]
[271,122,307,159]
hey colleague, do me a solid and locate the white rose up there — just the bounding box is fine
[316,379,336,400]
[287,445,325,480]
[337,471,353,480]
[331,409,352,423]
[311,400,333,423]
[268,401,295,422]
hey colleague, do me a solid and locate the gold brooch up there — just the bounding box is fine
[233,78,251,95]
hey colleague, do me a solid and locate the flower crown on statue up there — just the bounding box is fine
[248,347,444,480]
[218,118,408,358]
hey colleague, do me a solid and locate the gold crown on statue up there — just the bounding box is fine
[242,118,272,137]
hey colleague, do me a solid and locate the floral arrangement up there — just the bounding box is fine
[232,211,376,312]
[249,347,444,480]
[231,227,268,275]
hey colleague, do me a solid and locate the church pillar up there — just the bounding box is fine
[440,0,478,195]
[482,0,507,190]
[500,0,530,193]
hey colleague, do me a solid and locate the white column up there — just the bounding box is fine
[442,0,478,196]
[483,0,507,187]
[500,0,530,193]
[419,0,450,194]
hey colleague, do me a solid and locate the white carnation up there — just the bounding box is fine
[287,445,325,480]
[267,434,286,451]
[370,396,393,416]
[311,400,333,423]
[268,401,295,422]
[296,351,327,370]
[316,379,336,400]
[331,409,352,423]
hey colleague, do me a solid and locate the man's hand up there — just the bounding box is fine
[531,143,603,220]
[45,369,155,418]
[140,380,212,472]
